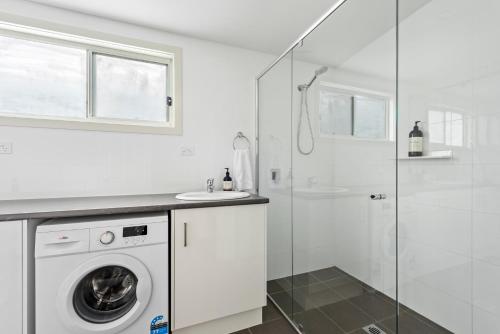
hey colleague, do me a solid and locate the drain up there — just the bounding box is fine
[362,324,387,334]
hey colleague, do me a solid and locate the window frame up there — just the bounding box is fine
[0,16,183,135]
[318,82,395,142]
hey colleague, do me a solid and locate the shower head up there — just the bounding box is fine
[298,66,329,91]
[315,66,328,76]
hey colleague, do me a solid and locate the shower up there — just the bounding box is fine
[297,66,328,155]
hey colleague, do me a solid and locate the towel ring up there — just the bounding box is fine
[233,132,250,150]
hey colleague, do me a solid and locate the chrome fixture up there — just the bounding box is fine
[206,178,215,193]
[297,66,328,92]
[297,66,328,155]
[370,194,387,200]
[255,0,349,79]
[233,131,251,150]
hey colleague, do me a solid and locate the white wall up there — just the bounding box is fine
[0,0,273,200]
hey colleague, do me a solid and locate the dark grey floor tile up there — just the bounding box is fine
[250,318,297,334]
[380,312,449,334]
[309,266,345,281]
[262,301,282,323]
[269,290,304,315]
[349,330,366,334]
[267,278,292,294]
[323,274,356,289]
[230,329,251,334]
[326,278,370,299]
[291,272,320,287]
[294,282,344,309]
[350,323,396,334]
[404,309,453,333]
[377,319,397,334]
[349,292,397,321]
[293,309,344,334]
[320,299,372,332]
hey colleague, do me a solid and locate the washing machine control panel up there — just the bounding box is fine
[90,220,167,251]
[99,231,115,245]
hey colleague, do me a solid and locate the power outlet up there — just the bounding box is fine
[180,146,195,156]
[0,142,13,154]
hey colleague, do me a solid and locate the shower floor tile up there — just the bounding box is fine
[261,266,454,334]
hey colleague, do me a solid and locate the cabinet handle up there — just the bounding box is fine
[184,222,187,247]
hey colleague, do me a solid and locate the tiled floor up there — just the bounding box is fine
[230,299,297,334]
[235,266,454,334]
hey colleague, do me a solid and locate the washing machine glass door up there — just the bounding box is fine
[73,266,138,324]
[58,253,152,334]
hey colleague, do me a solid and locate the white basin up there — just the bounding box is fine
[176,191,250,201]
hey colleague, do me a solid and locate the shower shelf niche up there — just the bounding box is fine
[398,150,453,160]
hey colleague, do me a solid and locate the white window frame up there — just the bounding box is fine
[318,82,395,142]
[0,15,183,135]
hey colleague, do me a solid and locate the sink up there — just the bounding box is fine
[176,191,251,201]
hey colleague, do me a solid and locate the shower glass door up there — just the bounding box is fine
[288,0,398,332]
[261,1,500,333]
[258,51,295,319]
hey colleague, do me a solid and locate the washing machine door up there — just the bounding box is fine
[57,253,152,334]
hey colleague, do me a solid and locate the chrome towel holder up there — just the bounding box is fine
[233,132,250,150]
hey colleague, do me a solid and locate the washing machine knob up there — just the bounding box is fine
[100,231,115,245]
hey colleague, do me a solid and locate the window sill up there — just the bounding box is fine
[0,115,182,135]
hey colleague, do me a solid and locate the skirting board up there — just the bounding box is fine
[173,308,262,334]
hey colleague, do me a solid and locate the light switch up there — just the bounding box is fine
[180,146,195,156]
[0,142,13,154]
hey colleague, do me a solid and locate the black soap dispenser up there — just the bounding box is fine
[223,168,233,191]
[409,121,423,157]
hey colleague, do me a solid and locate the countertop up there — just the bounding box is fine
[0,193,269,221]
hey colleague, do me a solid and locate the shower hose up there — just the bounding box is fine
[297,87,315,155]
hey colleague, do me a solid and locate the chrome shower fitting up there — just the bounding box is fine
[297,66,328,155]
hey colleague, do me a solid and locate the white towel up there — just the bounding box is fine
[233,148,254,191]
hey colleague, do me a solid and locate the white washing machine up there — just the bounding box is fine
[35,213,169,334]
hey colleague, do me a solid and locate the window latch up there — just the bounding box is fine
[167,96,173,107]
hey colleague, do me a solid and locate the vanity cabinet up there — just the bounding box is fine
[0,220,23,334]
[172,204,266,332]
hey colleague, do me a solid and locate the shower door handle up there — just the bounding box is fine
[370,194,387,200]
[184,222,188,247]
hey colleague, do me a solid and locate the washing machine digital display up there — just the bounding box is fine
[123,225,148,237]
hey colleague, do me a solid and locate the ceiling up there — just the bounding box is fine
[294,0,431,69]
[27,0,339,55]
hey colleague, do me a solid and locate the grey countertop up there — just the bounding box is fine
[0,193,269,221]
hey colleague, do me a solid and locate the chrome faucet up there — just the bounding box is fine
[207,178,215,193]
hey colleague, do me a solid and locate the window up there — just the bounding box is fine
[319,83,393,140]
[0,24,182,134]
[0,35,86,118]
[92,54,169,123]
[428,110,463,147]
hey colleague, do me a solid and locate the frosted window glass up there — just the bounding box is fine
[319,90,352,136]
[353,96,387,139]
[93,54,168,122]
[0,35,86,118]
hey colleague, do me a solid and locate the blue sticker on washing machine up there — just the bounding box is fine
[150,315,169,334]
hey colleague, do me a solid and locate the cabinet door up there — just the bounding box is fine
[172,205,266,330]
[0,221,23,334]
